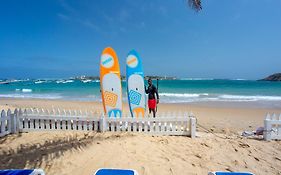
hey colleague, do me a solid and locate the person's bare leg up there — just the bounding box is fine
[152,109,156,118]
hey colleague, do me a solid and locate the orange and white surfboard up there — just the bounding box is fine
[100,47,122,117]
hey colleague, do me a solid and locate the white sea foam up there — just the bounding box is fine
[231,78,248,81]
[34,80,47,84]
[64,80,74,83]
[180,78,214,80]
[159,93,208,98]
[157,92,281,103]
[0,93,62,99]
[56,80,74,84]
[219,95,281,101]
[22,89,32,92]
[81,79,92,83]
[10,79,24,83]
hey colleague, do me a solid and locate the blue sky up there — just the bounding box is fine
[0,0,280,79]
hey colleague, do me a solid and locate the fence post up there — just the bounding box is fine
[100,113,107,132]
[7,109,12,134]
[18,109,23,132]
[264,114,272,141]
[1,110,6,136]
[190,116,196,139]
[11,109,18,134]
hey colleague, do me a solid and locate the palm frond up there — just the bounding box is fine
[188,0,202,12]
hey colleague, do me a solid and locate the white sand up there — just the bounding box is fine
[0,98,281,175]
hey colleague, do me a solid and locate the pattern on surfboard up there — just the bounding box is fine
[104,91,118,107]
[129,90,142,106]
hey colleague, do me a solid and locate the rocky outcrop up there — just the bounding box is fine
[260,73,281,81]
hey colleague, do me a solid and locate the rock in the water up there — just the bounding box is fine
[260,73,281,81]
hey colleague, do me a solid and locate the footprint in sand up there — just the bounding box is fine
[140,166,151,175]
[200,142,211,148]
[195,153,202,159]
[233,160,239,166]
[169,168,174,175]
[238,142,250,148]
[158,138,169,145]
[160,156,170,162]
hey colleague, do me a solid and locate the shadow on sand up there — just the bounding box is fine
[0,132,101,172]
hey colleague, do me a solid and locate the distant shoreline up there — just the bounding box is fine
[1,76,263,82]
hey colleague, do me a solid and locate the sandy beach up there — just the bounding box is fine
[0,98,281,175]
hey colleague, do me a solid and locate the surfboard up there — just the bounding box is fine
[100,47,122,117]
[126,50,146,118]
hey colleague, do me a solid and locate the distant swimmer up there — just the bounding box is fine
[145,78,159,117]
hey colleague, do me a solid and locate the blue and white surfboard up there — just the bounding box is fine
[126,50,146,118]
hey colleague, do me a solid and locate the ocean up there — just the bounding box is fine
[1,78,281,108]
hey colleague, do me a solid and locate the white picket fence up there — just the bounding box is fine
[264,113,281,141]
[0,108,196,138]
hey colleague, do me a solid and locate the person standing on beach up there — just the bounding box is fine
[145,78,159,117]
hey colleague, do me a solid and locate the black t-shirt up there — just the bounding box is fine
[145,85,159,100]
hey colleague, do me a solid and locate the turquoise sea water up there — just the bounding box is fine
[1,79,281,107]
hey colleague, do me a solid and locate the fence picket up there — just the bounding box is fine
[120,118,124,131]
[51,119,55,130]
[35,108,39,115]
[138,120,142,132]
[278,118,281,138]
[62,120,66,130]
[78,120,82,130]
[35,119,39,130]
[171,121,176,132]
[94,120,98,131]
[24,118,28,130]
[160,117,165,132]
[51,109,55,116]
[87,120,92,131]
[110,120,114,132]
[7,109,12,133]
[116,120,120,132]
[1,110,6,136]
[46,119,51,130]
[83,120,87,131]
[67,120,72,130]
[132,120,137,132]
[272,113,277,120]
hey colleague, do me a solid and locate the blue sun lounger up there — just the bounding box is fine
[95,169,138,175]
[208,172,254,175]
[0,169,45,175]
